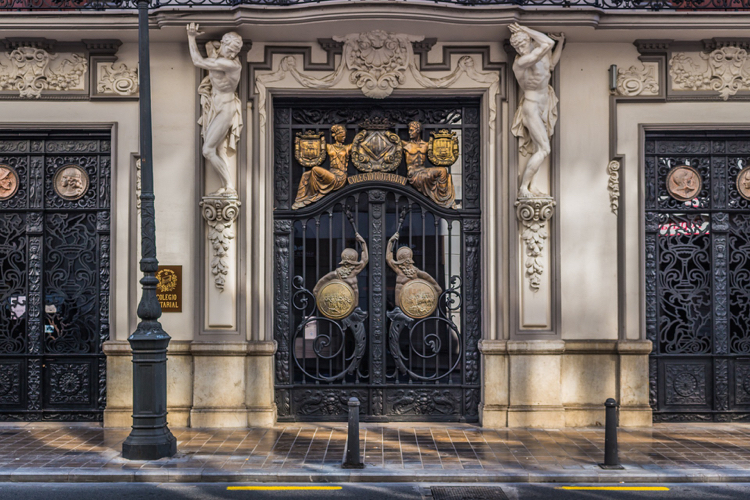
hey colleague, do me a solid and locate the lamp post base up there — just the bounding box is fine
[122,431,176,461]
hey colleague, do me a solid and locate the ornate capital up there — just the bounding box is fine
[200,195,241,291]
[515,196,556,292]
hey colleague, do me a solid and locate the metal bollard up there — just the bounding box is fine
[599,398,624,469]
[342,397,365,469]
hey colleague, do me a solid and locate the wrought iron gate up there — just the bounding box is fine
[273,99,481,421]
[0,130,110,422]
[646,131,750,422]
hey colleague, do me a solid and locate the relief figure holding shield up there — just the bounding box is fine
[293,124,351,209]
[402,121,456,208]
[313,233,368,320]
[386,231,442,319]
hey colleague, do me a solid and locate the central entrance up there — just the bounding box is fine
[273,98,482,421]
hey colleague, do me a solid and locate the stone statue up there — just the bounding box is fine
[386,232,442,309]
[187,23,243,196]
[509,23,564,198]
[313,233,368,299]
[293,124,351,209]
[402,121,456,208]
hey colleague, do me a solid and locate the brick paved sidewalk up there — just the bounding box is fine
[1,423,750,483]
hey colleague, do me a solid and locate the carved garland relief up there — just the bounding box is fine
[0,46,87,99]
[670,46,750,100]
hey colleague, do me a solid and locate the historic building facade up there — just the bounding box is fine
[1,1,749,428]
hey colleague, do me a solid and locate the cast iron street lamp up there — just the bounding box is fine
[121,0,177,460]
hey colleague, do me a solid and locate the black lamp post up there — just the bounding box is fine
[121,0,177,460]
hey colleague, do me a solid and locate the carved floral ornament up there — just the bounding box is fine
[97,62,138,96]
[0,46,87,98]
[670,45,750,100]
[616,63,658,97]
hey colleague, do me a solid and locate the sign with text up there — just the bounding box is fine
[156,265,182,313]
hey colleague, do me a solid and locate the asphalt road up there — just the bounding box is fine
[0,483,750,499]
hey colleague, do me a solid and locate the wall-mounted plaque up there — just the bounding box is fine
[156,265,182,313]
[737,166,750,201]
[53,164,89,201]
[666,165,701,202]
[0,164,19,201]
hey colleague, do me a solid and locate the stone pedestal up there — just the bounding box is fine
[515,196,556,329]
[478,340,509,427]
[246,341,277,427]
[618,340,653,426]
[190,341,247,428]
[200,195,241,329]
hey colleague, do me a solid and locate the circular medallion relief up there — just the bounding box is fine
[53,164,89,201]
[666,165,701,202]
[0,164,20,201]
[737,166,750,201]
[316,279,356,320]
[399,279,439,319]
[673,373,698,398]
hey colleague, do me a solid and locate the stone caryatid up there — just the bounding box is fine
[187,23,243,196]
[293,124,351,210]
[509,23,564,199]
[402,121,456,209]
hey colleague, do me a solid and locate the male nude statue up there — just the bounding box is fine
[187,23,243,196]
[313,233,369,298]
[386,232,442,308]
[509,23,564,198]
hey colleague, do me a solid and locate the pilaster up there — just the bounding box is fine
[245,341,277,427]
[190,341,248,428]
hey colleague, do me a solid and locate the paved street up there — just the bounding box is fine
[2,423,750,483]
[2,483,750,499]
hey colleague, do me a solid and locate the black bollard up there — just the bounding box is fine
[342,397,364,469]
[599,398,624,469]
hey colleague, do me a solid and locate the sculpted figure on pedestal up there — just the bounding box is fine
[509,23,564,198]
[402,121,456,208]
[293,124,351,210]
[187,23,243,196]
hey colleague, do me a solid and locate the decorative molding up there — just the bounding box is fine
[135,158,142,214]
[97,62,138,96]
[0,46,87,98]
[200,195,241,291]
[255,33,501,132]
[607,159,620,215]
[515,196,555,292]
[670,46,750,101]
[616,63,658,96]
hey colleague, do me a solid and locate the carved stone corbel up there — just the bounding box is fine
[515,196,556,292]
[200,195,241,291]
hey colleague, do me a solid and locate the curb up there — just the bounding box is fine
[2,468,750,483]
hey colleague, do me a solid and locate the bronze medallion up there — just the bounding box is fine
[351,128,403,172]
[427,129,459,167]
[294,130,327,168]
[0,164,19,201]
[399,278,439,319]
[316,279,356,320]
[737,166,750,201]
[666,165,701,202]
[53,164,89,201]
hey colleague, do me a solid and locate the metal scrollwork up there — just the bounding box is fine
[388,276,462,381]
[291,276,367,382]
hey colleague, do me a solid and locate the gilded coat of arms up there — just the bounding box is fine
[294,130,327,168]
[427,129,459,167]
[351,119,403,173]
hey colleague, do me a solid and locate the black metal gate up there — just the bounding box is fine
[0,130,110,422]
[273,98,481,421]
[646,130,750,422]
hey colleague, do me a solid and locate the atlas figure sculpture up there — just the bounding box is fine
[509,23,564,199]
[187,23,243,196]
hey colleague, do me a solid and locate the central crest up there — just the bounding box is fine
[350,118,403,173]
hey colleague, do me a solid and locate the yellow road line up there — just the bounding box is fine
[558,486,670,491]
[227,486,343,491]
